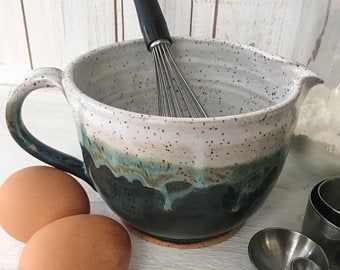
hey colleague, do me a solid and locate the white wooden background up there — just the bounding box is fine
[0,1,339,269]
[0,0,339,87]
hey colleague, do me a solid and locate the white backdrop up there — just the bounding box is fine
[0,0,339,87]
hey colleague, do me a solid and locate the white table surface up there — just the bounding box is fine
[0,85,322,270]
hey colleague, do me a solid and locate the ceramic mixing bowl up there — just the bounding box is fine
[6,38,322,243]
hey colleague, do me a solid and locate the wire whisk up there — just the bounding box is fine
[151,40,208,118]
[133,0,208,118]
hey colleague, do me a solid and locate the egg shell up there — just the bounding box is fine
[19,214,131,270]
[0,166,90,242]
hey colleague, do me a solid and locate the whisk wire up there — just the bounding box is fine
[151,40,207,118]
[153,52,164,115]
[165,45,208,118]
[158,45,184,117]
[157,45,183,117]
[153,47,172,116]
[161,44,193,117]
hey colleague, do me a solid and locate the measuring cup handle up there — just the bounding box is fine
[5,67,95,190]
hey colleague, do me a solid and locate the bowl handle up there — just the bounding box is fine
[5,67,96,190]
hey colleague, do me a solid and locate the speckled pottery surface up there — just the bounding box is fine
[6,38,322,243]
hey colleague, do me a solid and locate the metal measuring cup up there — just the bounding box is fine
[302,177,340,269]
[290,258,322,270]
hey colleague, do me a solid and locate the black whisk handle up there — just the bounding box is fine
[133,0,172,51]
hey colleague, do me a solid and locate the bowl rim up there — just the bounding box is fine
[248,227,329,269]
[318,177,340,215]
[310,180,340,229]
[62,37,322,124]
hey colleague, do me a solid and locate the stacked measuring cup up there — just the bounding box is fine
[303,177,340,269]
[249,177,340,270]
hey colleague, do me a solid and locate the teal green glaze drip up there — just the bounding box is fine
[159,184,195,211]
[78,124,287,211]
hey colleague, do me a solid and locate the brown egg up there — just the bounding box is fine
[19,214,131,270]
[0,166,90,242]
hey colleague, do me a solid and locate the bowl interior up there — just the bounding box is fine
[71,38,299,117]
[319,178,340,214]
[248,228,329,270]
[290,258,321,270]
[312,180,340,227]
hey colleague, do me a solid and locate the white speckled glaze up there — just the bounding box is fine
[7,38,323,242]
[63,38,321,180]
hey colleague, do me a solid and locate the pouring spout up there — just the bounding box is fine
[296,72,324,109]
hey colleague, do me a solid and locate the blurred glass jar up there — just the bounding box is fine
[291,83,340,177]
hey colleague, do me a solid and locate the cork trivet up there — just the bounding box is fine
[126,223,244,249]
